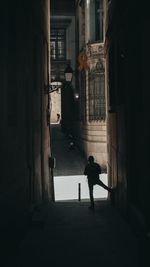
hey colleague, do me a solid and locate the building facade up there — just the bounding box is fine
[75,0,150,233]
[75,0,107,169]
[50,1,76,131]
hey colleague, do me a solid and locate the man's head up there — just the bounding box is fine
[88,155,94,163]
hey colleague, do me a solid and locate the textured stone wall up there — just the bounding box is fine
[0,0,51,225]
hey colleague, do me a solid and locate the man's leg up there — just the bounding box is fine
[97,179,112,192]
[88,183,94,208]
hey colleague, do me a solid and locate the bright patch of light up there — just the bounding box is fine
[54,174,108,201]
[87,0,90,6]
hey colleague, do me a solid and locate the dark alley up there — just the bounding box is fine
[0,1,150,267]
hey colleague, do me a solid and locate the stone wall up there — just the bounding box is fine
[0,0,51,225]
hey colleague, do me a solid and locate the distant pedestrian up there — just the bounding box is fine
[84,155,113,210]
[56,113,60,123]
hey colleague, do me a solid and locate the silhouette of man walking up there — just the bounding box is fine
[84,155,112,210]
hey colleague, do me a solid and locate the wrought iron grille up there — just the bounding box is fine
[89,73,106,121]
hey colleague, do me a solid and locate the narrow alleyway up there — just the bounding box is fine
[1,1,150,267]
[1,124,142,267]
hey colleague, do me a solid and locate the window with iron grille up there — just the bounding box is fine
[89,73,106,121]
[51,29,66,60]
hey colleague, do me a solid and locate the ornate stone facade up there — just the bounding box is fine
[78,41,107,168]
[75,0,107,168]
[86,42,105,72]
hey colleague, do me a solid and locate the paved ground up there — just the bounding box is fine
[14,200,139,267]
[51,124,108,201]
[54,174,108,201]
[51,124,87,176]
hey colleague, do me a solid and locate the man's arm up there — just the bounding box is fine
[98,164,101,174]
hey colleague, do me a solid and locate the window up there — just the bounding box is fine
[95,0,103,41]
[89,0,103,42]
[51,29,66,60]
[89,73,106,121]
